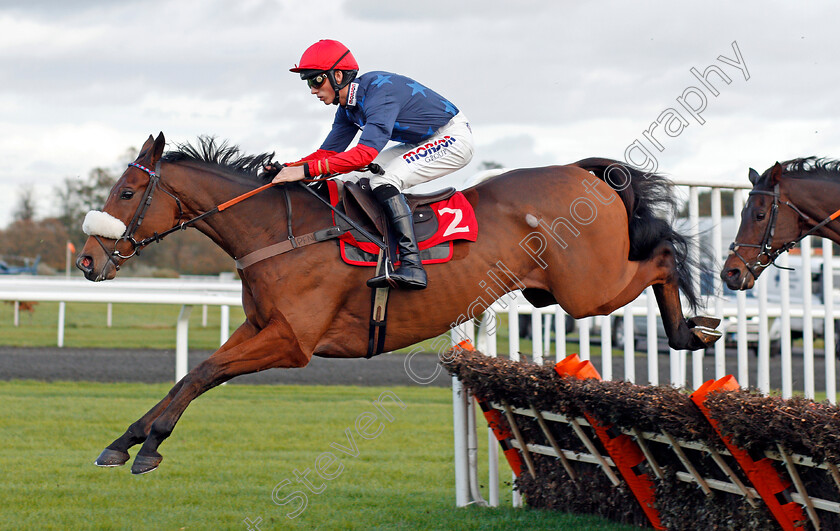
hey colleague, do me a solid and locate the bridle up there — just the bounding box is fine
[92,161,190,271]
[729,182,840,280]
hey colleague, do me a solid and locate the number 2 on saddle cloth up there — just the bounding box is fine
[325,180,478,267]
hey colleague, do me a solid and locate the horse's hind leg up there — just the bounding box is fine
[592,240,720,351]
[94,321,260,467]
[646,242,721,350]
[129,320,309,475]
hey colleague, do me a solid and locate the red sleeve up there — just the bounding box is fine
[285,149,337,167]
[305,144,380,177]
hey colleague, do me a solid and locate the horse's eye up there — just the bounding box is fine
[120,190,134,200]
[755,211,766,221]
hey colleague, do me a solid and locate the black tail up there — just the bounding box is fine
[572,157,703,312]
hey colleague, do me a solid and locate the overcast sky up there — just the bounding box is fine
[1,0,838,230]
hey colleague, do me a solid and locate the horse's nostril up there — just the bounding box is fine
[76,255,93,273]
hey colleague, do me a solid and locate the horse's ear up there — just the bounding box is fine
[151,132,166,164]
[137,135,155,160]
[769,161,783,185]
[748,167,760,184]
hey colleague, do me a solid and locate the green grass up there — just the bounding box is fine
[0,381,635,530]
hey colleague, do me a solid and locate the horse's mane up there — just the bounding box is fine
[780,156,840,181]
[161,136,275,181]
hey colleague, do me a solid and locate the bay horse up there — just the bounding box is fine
[722,157,840,291]
[77,133,720,474]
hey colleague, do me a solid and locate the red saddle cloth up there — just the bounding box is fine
[326,180,478,267]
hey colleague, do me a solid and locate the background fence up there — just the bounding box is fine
[0,275,239,381]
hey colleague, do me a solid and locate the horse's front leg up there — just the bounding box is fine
[130,318,309,474]
[94,320,260,467]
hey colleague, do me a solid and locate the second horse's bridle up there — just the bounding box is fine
[729,182,840,280]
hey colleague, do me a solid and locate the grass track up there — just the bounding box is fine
[1,381,636,530]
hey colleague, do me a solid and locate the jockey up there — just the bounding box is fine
[270,39,474,290]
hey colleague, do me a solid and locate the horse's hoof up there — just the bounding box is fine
[688,316,722,329]
[691,326,722,346]
[131,453,163,475]
[94,448,130,467]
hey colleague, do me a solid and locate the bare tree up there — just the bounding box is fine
[12,186,36,222]
[55,167,117,243]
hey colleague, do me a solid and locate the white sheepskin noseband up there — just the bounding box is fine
[82,210,128,239]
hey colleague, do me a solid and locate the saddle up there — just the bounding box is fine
[321,178,459,359]
[332,178,456,244]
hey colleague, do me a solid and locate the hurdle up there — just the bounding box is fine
[449,347,840,529]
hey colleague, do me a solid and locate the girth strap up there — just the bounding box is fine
[234,226,346,269]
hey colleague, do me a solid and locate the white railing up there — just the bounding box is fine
[0,275,241,381]
[453,178,840,507]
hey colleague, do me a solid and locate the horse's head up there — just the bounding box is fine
[721,162,805,290]
[76,132,182,281]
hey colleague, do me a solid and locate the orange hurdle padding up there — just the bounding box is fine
[452,340,525,477]
[477,399,524,477]
[555,354,664,530]
[691,376,807,531]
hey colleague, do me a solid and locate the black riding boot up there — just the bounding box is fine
[367,187,428,290]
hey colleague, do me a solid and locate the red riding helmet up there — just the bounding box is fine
[291,40,358,104]
[290,39,359,73]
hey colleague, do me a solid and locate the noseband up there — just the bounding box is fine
[729,182,838,280]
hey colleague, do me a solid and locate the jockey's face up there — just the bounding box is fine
[311,71,348,106]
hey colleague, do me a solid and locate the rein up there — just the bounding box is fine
[95,161,385,271]
[729,183,840,279]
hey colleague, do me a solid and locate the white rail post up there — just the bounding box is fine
[802,237,815,399]
[531,308,543,365]
[452,374,470,507]
[757,272,770,394]
[452,323,476,507]
[689,186,703,388]
[176,304,193,381]
[554,307,567,363]
[13,300,19,327]
[711,188,725,379]
[734,189,749,386]
[202,304,208,327]
[646,287,658,385]
[508,297,520,362]
[483,310,500,507]
[601,314,613,381]
[578,317,591,361]
[220,305,230,345]
[506,300,521,508]
[543,313,552,359]
[623,306,635,383]
[823,240,836,404]
[780,252,793,398]
[670,348,681,387]
[57,301,66,347]
[106,303,113,328]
